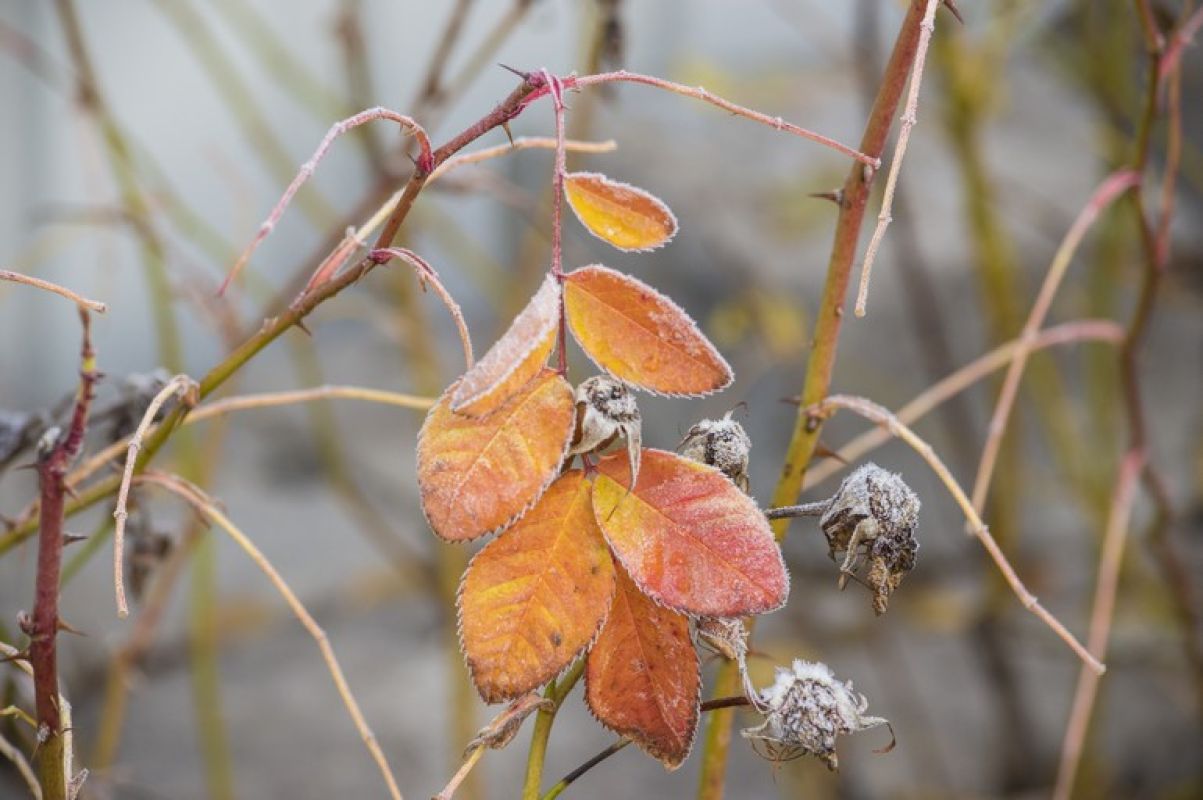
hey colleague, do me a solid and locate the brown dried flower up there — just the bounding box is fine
[742,659,890,771]
[568,375,642,485]
[678,411,752,491]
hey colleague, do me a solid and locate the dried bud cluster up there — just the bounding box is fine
[820,464,919,614]
[568,375,642,483]
[742,659,889,771]
[678,411,751,490]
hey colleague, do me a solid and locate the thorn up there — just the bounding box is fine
[813,442,848,464]
[17,611,33,635]
[941,0,964,24]
[294,318,313,337]
[57,618,87,637]
[63,482,79,500]
[780,395,800,406]
[497,63,532,82]
[501,120,515,147]
[63,532,88,546]
[809,188,844,206]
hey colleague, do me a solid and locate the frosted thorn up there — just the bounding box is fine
[941,0,964,23]
[809,189,844,206]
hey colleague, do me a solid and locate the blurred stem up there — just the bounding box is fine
[150,0,339,225]
[335,0,388,173]
[189,537,234,800]
[697,4,928,797]
[521,660,585,800]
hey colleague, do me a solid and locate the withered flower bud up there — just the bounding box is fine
[820,464,919,614]
[742,659,890,771]
[568,375,642,486]
[678,411,751,491]
[695,616,749,663]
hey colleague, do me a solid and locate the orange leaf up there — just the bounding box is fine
[592,448,788,617]
[459,471,615,702]
[418,368,574,542]
[451,273,559,417]
[564,265,732,396]
[586,566,699,769]
[564,172,678,252]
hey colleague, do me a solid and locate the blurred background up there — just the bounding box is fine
[1,1,1201,798]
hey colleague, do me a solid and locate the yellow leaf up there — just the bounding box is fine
[564,172,678,252]
[418,369,574,541]
[564,265,733,396]
[459,471,615,702]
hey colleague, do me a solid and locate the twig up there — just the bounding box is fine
[112,375,198,619]
[521,660,584,800]
[415,0,476,108]
[429,137,616,182]
[29,308,98,800]
[854,0,940,317]
[0,729,41,800]
[970,170,1140,519]
[804,319,1125,489]
[366,248,474,370]
[567,71,878,167]
[435,746,485,800]
[543,697,750,800]
[0,270,106,313]
[219,107,432,294]
[808,394,1104,675]
[134,471,405,800]
[1051,451,1144,800]
[187,385,435,424]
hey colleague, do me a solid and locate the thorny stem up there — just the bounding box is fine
[30,308,97,800]
[805,319,1126,489]
[970,170,1140,519]
[112,375,198,619]
[521,660,585,800]
[368,248,475,370]
[854,0,941,316]
[544,71,571,376]
[1052,451,1143,800]
[698,5,931,797]
[135,472,404,800]
[810,394,1104,675]
[564,72,879,168]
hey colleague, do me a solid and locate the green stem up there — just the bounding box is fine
[522,660,585,800]
[696,3,929,797]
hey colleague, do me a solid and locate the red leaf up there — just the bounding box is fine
[592,448,788,617]
[586,566,699,769]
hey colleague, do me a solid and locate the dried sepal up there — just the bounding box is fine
[564,171,678,252]
[451,273,559,417]
[417,369,575,542]
[463,693,552,756]
[678,411,752,492]
[585,566,699,769]
[457,471,616,702]
[742,660,890,771]
[820,464,919,615]
[592,448,788,618]
[564,265,733,397]
[695,617,748,663]
[568,375,641,489]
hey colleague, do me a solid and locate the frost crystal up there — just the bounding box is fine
[742,659,889,771]
[678,411,751,491]
[820,463,919,614]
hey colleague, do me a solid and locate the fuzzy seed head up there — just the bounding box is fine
[679,412,752,490]
[821,463,919,614]
[568,375,642,486]
[742,659,888,771]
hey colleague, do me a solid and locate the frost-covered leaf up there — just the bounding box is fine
[564,172,678,252]
[564,265,732,396]
[451,274,559,417]
[586,565,699,769]
[459,471,615,702]
[418,369,574,542]
[592,448,788,617]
